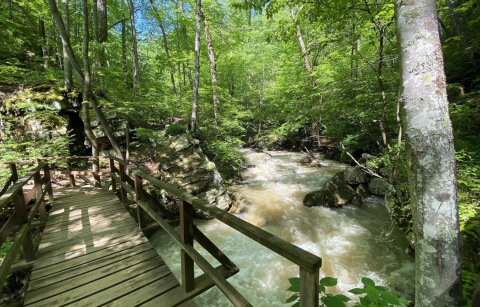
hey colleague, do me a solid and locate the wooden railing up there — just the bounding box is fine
[108,156,322,307]
[0,162,53,288]
[1,156,322,306]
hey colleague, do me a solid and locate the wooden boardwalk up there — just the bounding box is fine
[23,187,197,307]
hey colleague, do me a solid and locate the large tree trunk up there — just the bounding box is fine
[201,11,220,120]
[49,0,124,159]
[191,0,201,131]
[95,0,107,43]
[395,1,462,306]
[290,7,316,87]
[61,0,73,91]
[127,0,140,97]
[121,13,128,85]
[149,0,177,95]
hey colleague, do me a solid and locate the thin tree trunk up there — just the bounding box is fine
[191,0,201,131]
[201,11,220,120]
[395,0,462,305]
[149,0,177,95]
[49,0,124,159]
[290,7,317,87]
[179,0,193,88]
[377,28,388,147]
[96,0,108,43]
[127,0,140,98]
[39,17,49,69]
[121,14,128,85]
[61,0,73,91]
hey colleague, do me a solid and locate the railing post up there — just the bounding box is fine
[134,173,147,229]
[109,158,117,192]
[299,267,319,307]
[180,199,195,293]
[65,158,75,187]
[119,163,128,204]
[9,163,18,182]
[13,189,35,262]
[33,170,47,222]
[43,162,54,203]
[93,156,101,187]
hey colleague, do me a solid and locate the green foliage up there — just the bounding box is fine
[165,124,187,136]
[285,277,408,307]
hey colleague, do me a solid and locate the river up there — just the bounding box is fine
[150,150,415,306]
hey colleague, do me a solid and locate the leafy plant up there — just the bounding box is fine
[285,277,408,307]
[165,124,187,136]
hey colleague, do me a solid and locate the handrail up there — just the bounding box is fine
[109,156,322,272]
[0,162,53,288]
[109,156,322,307]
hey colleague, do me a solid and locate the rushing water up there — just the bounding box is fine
[150,150,415,306]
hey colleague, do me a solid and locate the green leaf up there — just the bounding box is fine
[319,285,326,294]
[380,292,401,305]
[366,285,379,302]
[287,284,300,292]
[320,277,338,287]
[348,288,366,295]
[291,302,300,307]
[289,277,300,286]
[322,296,347,307]
[285,294,299,303]
[375,286,389,292]
[361,277,375,287]
[334,294,351,302]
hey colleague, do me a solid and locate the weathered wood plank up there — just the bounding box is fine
[0,224,31,287]
[25,249,161,304]
[28,244,154,291]
[71,267,174,307]
[43,209,130,229]
[25,257,164,306]
[32,236,149,274]
[43,214,133,236]
[0,163,45,208]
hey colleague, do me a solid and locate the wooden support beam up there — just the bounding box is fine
[300,267,319,307]
[134,173,147,229]
[118,164,128,204]
[193,225,237,271]
[42,163,53,203]
[65,157,75,187]
[180,199,195,293]
[34,172,47,222]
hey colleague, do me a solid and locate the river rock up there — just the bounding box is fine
[368,178,395,196]
[303,172,356,208]
[256,141,267,149]
[344,166,368,184]
[356,184,371,198]
[228,192,251,214]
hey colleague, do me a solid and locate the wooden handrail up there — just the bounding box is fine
[109,156,322,272]
[109,156,321,307]
[0,162,52,288]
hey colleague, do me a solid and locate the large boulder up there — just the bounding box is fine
[303,172,356,208]
[344,166,368,184]
[368,178,395,196]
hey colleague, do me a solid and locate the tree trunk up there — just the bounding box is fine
[95,0,107,43]
[39,17,49,69]
[179,0,193,88]
[49,0,124,159]
[377,28,388,147]
[149,0,177,95]
[290,7,316,87]
[395,1,462,306]
[191,0,201,131]
[121,13,128,85]
[201,11,220,120]
[127,0,140,97]
[61,0,73,91]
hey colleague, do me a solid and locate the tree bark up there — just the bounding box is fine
[95,0,108,43]
[179,0,193,88]
[61,0,73,91]
[191,0,201,131]
[121,13,128,85]
[149,0,177,95]
[395,1,462,306]
[201,11,220,120]
[290,7,316,87]
[39,17,49,69]
[49,0,124,159]
[127,0,140,97]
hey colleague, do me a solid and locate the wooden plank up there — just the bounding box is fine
[143,189,176,220]
[137,200,251,306]
[46,206,127,224]
[25,249,161,304]
[34,173,47,221]
[193,225,237,271]
[135,173,146,229]
[25,257,165,306]
[8,259,36,274]
[65,158,75,187]
[70,267,174,307]
[28,244,154,291]
[43,210,130,229]
[43,213,132,234]
[48,200,124,217]
[178,300,199,307]
[144,265,237,307]
[37,223,140,254]
[0,176,14,198]
[39,219,137,244]
[24,186,36,205]
[32,236,149,274]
